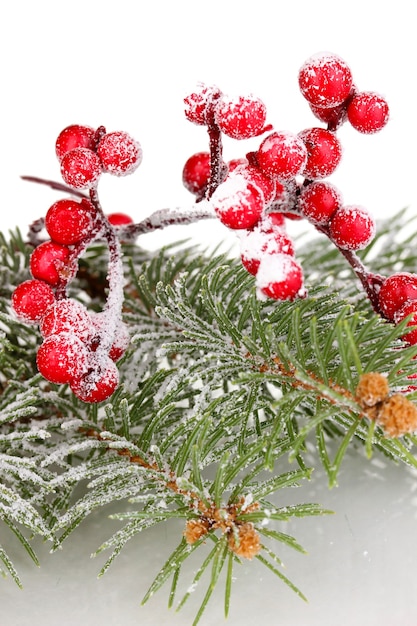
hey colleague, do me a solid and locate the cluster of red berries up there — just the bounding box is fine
[182,52,389,301]
[11,125,138,402]
[56,124,142,189]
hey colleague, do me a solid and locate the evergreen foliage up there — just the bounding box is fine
[2,210,417,623]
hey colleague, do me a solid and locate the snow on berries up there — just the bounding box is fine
[298,52,389,135]
[347,91,390,134]
[328,205,375,251]
[55,124,96,161]
[12,51,399,406]
[256,131,308,180]
[11,279,55,323]
[45,199,96,245]
[298,181,342,225]
[96,131,143,176]
[180,52,391,303]
[298,128,342,179]
[298,53,353,108]
[10,122,140,403]
[58,125,143,190]
[215,94,267,140]
[211,174,265,230]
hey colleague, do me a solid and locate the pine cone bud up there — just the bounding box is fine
[376,393,417,437]
[228,523,261,559]
[356,372,389,407]
[184,518,210,544]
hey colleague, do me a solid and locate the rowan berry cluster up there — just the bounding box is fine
[12,125,139,402]
[182,52,389,302]
[10,52,417,406]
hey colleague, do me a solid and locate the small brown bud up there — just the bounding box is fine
[356,372,389,407]
[228,523,261,560]
[377,393,417,437]
[184,518,210,544]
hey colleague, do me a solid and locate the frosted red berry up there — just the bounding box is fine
[298,53,353,108]
[182,152,211,195]
[60,147,102,189]
[347,91,389,134]
[309,100,349,129]
[378,273,417,321]
[394,301,417,345]
[298,128,342,179]
[257,131,307,180]
[70,355,119,403]
[39,299,92,341]
[299,181,342,224]
[36,333,90,384]
[215,94,267,139]
[30,241,72,285]
[45,198,95,245]
[329,205,375,250]
[11,279,55,323]
[240,227,294,275]
[232,164,276,206]
[97,131,142,176]
[90,314,130,362]
[55,124,96,161]
[211,175,265,230]
[107,212,134,226]
[184,84,219,125]
[256,254,304,300]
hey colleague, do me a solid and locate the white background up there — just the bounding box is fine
[2,1,417,625]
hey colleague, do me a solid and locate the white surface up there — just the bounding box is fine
[2,2,417,625]
[2,447,417,626]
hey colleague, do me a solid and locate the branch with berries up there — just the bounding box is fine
[3,51,417,624]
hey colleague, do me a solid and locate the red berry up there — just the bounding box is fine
[211,175,265,230]
[60,147,102,189]
[256,254,304,300]
[394,301,417,345]
[184,84,218,125]
[228,158,249,172]
[298,53,353,107]
[265,211,286,228]
[347,91,389,134]
[39,299,92,341]
[240,227,294,275]
[232,164,276,206]
[215,94,267,139]
[70,355,119,403]
[30,241,72,285]
[45,198,95,245]
[257,131,307,180]
[90,314,130,362]
[329,205,375,251]
[378,273,417,321]
[97,131,142,176]
[36,333,90,384]
[55,125,96,161]
[298,128,342,179]
[298,181,342,224]
[11,279,55,323]
[107,212,134,226]
[182,152,211,195]
[309,100,349,129]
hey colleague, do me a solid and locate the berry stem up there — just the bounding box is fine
[89,187,124,351]
[21,175,88,199]
[316,223,385,312]
[204,92,228,199]
[117,203,216,240]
